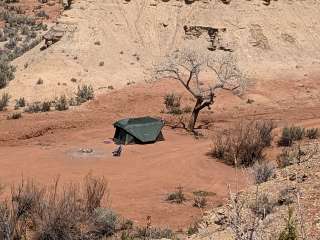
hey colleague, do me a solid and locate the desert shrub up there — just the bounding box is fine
[166,186,186,204]
[68,97,78,106]
[210,120,275,166]
[278,126,305,147]
[187,223,199,236]
[256,120,275,146]
[92,208,118,237]
[169,107,182,115]
[252,161,275,184]
[25,101,51,113]
[36,185,83,240]
[305,128,319,139]
[0,175,112,240]
[164,93,181,114]
[0,59,15,88]
[7,112,22,120]
[250,193,274,219]
[278,187,296,206]
[135,226,175,239]
[11,180,45,219]
[277,149,294,168]
[278,208,297,240]
[84,174,108,214]
[0,201,15,240]
[36,78,43,85]
[40,101,51,112]
[182,105,192,113]
[0,92,10,111]
[21,25,29,35]
[193,195,207,208]
[15,97,26,108]
[193,190,216,197]
[4,38,17,50]
[36,10,48,19]
[55,95,69,111]
[76,85,94,104]
[119,219,133,231]
[276,146,305,168]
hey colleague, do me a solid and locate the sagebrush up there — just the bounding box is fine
[210,120,275,166]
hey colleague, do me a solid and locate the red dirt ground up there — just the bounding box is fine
[1,72,320,230]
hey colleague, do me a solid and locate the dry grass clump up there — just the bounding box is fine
[54,95,69,111]
[0,92,10,111]
[166,186,186,204]
[75,85,94,104]
[278,126,305,147]
[0,174,112,240]
[277,147,299,168]
[24,101,51,113]
[193,195,207,208]
[305,128,319,139]
[210,120,275,166]
[134,226,175,239]
[252,161,275,184]
[278,208,298,240]
[7,112,22,119]
[249,193,275,220]
[14,97,26,109]
[0,58,16,89]
[164,93,182,115]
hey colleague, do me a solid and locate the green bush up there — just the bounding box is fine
[0,92,10,111]
[187,223,199,236]
[278,126,305,147]
[25,101,51,113]
[0,59,16,89]
[278,208,297,240]
[55,95,69,111]
[166,186,186,204]
[75,85,94,104]
[15,97,26,109]
[305,128,319,139]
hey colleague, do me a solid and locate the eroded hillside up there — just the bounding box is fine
[1,0,320,102]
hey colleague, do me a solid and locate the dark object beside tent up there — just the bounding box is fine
[113,117,164,145]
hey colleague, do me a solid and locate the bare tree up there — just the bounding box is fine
[155,49,245,131]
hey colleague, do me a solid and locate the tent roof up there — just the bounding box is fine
[113,117,164,143]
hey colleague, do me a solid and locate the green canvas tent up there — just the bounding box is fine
[113,117,164,145]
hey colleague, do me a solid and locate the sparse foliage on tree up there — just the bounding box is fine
[155,49,245,131]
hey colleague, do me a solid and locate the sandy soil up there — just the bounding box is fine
[1,69,320,229]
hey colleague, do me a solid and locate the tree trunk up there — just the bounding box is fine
[188,98,202,131]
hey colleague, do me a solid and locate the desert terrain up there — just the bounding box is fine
[1,0,320,239]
